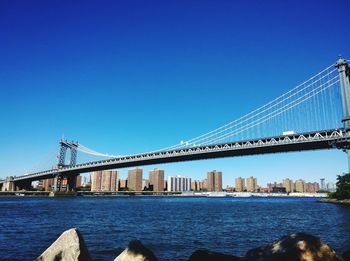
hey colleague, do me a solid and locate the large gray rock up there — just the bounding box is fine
[115,240,157,261]
[245,232,340,261]
[37,228,91,261]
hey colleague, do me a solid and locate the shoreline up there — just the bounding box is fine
[320,198,350,205]
[0,191,329,198]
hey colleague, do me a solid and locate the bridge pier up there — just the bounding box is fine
[66,174,78,192]
[53,174,78,192]
[53,174,63,192]
[1,176,15,192]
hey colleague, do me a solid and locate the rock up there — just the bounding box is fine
[245,232,340,261]
[37,228,91,261]
[189,250,241,261]
[114,240,157,261]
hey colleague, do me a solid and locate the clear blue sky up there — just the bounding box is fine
[1,0,349,187]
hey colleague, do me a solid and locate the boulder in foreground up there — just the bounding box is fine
[115,240,157,261]
[37,228,91,261]
[245,232,340,261]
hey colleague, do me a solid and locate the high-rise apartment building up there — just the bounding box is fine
[191,180,201,191]
[167,176,191,192]
[191,181,197,191]
[149,169,165,191]
[91,172,101,191]
[191,180,207,191]
[282,178,293,193]
[87,174,92,187]
[76,176,82,188]
[128,168,143,191]
[305,182,320,193]
[235,177,245,192]
[42,178,54,191]
[294,179,305,192]
[246,176,257,192]
[320,178,325,190]
[91,170,118,192]
[326,182,336,192]
[202,179,208,191]
[207,170,223,192]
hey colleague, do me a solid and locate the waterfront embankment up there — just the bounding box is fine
[0,190,328,197]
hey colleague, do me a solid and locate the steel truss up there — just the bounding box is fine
[5,128,350,184]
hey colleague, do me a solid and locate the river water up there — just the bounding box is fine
[0,196,349,260]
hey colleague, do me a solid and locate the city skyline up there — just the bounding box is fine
[1,1,349,186]
[89,162,337,188]
[84,167,326,191]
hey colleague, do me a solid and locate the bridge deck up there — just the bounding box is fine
[1,128,349,183]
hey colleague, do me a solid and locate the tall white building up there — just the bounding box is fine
[167,175,191,192]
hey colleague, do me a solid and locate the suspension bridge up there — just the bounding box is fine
[1,57,350,192]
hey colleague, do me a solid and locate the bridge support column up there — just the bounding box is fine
[66,174,78,192]
[53,174,63,192]
[347,152,350,174]
[1,176,15,192]
[336,58,350,173]
[336,58,350,129]
[53,174,78,192]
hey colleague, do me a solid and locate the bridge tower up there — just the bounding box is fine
[336,57,350,173]
[53,140,79,192]
[57,140,78,167]
[336,57,350,129]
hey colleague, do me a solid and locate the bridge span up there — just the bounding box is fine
[1,128,349,186]
[1,57,350,192]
